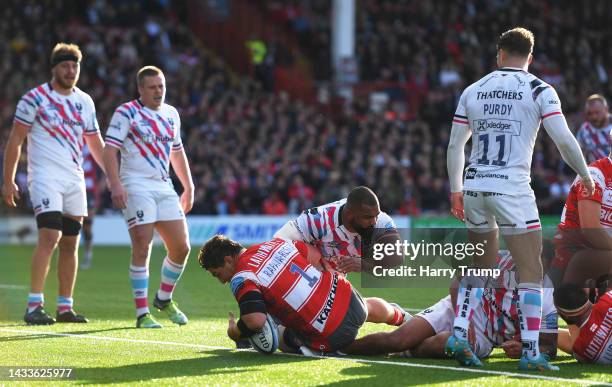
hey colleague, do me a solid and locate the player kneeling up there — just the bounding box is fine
[198,235,367,354]
[554,281,612,365]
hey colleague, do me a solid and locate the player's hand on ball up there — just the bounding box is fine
[2,181,20,207]
[450,192,464,221]
[336,255,362,273]
[580,175,595,197]
[110,181,128,209]
[227,312,240,342]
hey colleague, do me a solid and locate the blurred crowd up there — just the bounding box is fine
[2,0,611,216]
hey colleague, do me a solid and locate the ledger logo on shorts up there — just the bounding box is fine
[42,198,50,209]
[136,210,144,221]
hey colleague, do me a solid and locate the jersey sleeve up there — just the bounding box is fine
[575,166,605,202]
[14,92,39,127]
[171,108,183,152]
[452,89,469,126]
[537,86,563,121]
[292,240,310,259]
[84,95,100,136]
[105,107,131,149]
[293,209,317,244]
[230,271,261,301]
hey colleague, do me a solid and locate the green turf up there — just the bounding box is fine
[0,245,610,386]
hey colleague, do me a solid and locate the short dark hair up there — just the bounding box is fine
[198,235,243,269]
[137,65,164,86]
[497,27,534,57]
[347,186,379,209]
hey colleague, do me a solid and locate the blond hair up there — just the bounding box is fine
[137,65,164,86]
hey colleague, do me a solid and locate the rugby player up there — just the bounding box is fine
[446,27,593,370]
[274,186,410,326]
[103,66,193,328]
[554,282,612,365]
[344,251,559,363]
[2,43,105,324]
[198,235,368,354]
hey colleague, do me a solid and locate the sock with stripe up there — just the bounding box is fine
[388,305,405,326]
[130,264,150,318]
[27,293,44,313]
[453,275,485,341]
[517,282,542,360]
[157,256,185,301]
[57,296,73,314]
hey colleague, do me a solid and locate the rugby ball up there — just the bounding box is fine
[248,314,279,354]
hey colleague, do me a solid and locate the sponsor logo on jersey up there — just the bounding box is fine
[313,273,339,331]
[141,134,174,143]
[465,168,477,180]
[473,118,521,134]
[476,90,523,100]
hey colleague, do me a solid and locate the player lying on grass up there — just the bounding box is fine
[274,186,411,327]
[343,250,558,362]
[554,279,612,365]
[198,235,367,354]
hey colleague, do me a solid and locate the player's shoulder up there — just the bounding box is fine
[72,87,96,109]
[114,99,140,118]
[375,211,396,230]
[20,83,47,105]
[525,73,558,100]
[595,290,612,309]
[161,102,179,115]
[587,158,610,185]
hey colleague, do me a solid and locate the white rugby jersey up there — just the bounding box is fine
[289,198,397,265]
[14,83,99,182]
[105,99,183,186]
[453,67,563,194]
[479,250,557,345]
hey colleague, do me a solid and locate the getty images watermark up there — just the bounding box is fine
[371,239,499,278]
[360,228,505,288]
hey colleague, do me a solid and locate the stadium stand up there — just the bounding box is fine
[1,0,610,216]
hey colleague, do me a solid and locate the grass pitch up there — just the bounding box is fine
[0,245,610,386]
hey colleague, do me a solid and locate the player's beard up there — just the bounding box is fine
[56,74,78,90]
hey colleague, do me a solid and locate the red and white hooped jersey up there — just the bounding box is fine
[105,99,182,186]
[230,238,353,341]
[558,157,612,238]
[479,251,557,345]
[573,291,612,364]
[14,83,99,183]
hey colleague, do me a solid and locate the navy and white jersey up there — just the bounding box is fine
[453,67,563,194]
[105,99,182,189]
[14,83,99,183]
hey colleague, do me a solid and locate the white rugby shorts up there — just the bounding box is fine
[29,178,87,217]
[463,190,541,235]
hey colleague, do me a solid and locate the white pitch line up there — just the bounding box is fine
[0,328,609,386]
[0,284,27,290]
